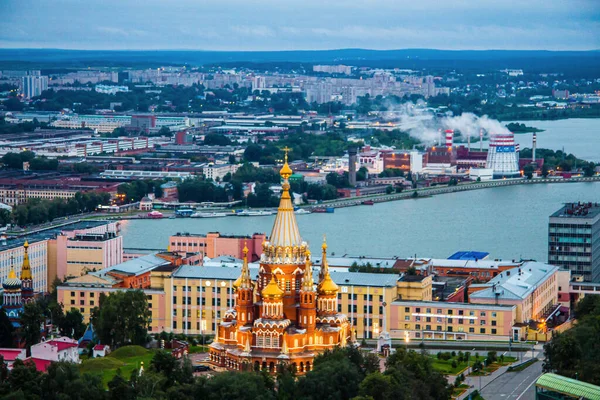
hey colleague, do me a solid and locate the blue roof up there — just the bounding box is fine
[448,251,489,261]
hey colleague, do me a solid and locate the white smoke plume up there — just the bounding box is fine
[382,100,511,144]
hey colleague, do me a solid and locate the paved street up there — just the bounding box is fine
[481,360,542,400]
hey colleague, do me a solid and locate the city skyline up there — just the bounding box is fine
[1,0,599,51]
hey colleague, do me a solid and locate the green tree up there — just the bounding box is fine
[20,302,45,354]
[0,308,14,347]
[523,164,534,179]
[60,308,86,338]
[92,290,150,348]
[204,134,231,146]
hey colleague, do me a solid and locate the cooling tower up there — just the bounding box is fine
[485,133,520,179]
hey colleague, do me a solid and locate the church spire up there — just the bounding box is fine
[269,147,302,248]
[21,241,32,281]
[234,243,253,290]
[319,235,328,282]
[20,241,34,302]
[302,249,315,292]
[318,236,338,296]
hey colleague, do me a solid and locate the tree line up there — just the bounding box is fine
[0,345,451,400]
[11,192,110,227]
[543,295,600,385]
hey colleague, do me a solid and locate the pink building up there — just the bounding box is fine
[169,232,266,263]
[48,222,123,281]
[0,348,26,370]
[30,337,80,364]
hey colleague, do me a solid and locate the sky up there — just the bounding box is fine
[1,0,599,51]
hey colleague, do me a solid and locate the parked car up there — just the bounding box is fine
[194,365,212,372]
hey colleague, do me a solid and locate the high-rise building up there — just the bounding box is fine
[548,203,600,282]
[21,72,48,99]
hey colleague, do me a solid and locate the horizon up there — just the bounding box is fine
[1,0,599,51]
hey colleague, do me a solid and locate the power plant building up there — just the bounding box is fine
[485,133,520,178]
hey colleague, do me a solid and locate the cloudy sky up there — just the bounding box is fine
[1,0,599,51]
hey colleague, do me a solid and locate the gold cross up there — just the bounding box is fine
[282,146,291,162]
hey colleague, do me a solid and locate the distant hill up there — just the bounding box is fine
[0,48,598,74]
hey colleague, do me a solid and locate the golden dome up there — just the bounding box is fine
[3,268,21,290]
[279,146,293,179]
[261,276,284,299]
[318,273,339,295]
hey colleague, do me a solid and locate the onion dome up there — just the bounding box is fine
[3,268,21,290]
[261,276,284,299]
[317,273,339,296]
[279,147,293,179]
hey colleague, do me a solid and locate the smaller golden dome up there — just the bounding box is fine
[8,268,16,279]
[233,275,242,289]
[262,276,284,299]
[23,241,29,249]
[318,273,339,295]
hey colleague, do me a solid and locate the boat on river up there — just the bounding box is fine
[191,212,229,218]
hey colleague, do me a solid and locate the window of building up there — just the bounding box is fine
[338,304,342,312]
[415,324,421,330]
[448,310,453,315]
[436,326,442,331]
[426,317,431,322]
[379,306,383,314]
[173,296,177,304]
[469,327,474,333]
[458,310,464,316]
[480,320,486,325]
[448,318,453,323]
[448,326,453,332]
[70,299,75,305]
[369,295,373,301]
[480,328,485,334]
[90,293,94,298]
[491,321,497,326]
[405,316,410,321]
[480,312,486,317]
[469,311,475,316]
[415,332,421,338]
[173,321,177,329]
[491,312,497,317]
[347,305,352,313]
[405,307,410,312]
[80,308,84,313]
[416,307,421,313]
[90,301,94,306]
[426,308,431,313]
[458,319,463,324]
[470,320,475,325]
[80,292,85,297]
[70,292,75,297]
[363,294,367,301]
[426,325,431,330]
[491,329,497,335]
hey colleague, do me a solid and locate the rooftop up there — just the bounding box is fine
[95,253,170,277]
[0,220,115,253]
[550,202,600,221]
[470,261,558,301]
[173,265,399,288]
[448,251,490,261]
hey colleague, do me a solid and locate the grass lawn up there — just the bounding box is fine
[430,356,469,375]
[189,345,210,354]
[452,384,469,398]
[79,345,155,387]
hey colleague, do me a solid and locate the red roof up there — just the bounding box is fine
[24,357,52,372]
[46,340,78,352]
[93,345,107,350]
[0,349,25,362]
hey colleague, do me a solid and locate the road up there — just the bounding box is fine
[480,360,542,400]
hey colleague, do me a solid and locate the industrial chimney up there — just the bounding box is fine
[479,129,484,152]
[445,130,454,148]
[348,147,358,187]
[532,133,537,166]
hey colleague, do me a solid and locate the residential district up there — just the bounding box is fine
[0,64,599,399]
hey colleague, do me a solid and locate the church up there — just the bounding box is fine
[209,151,350,374]
[2,241,35,328]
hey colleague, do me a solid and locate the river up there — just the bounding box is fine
[120,181,600,262]
[472,118,600,162]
